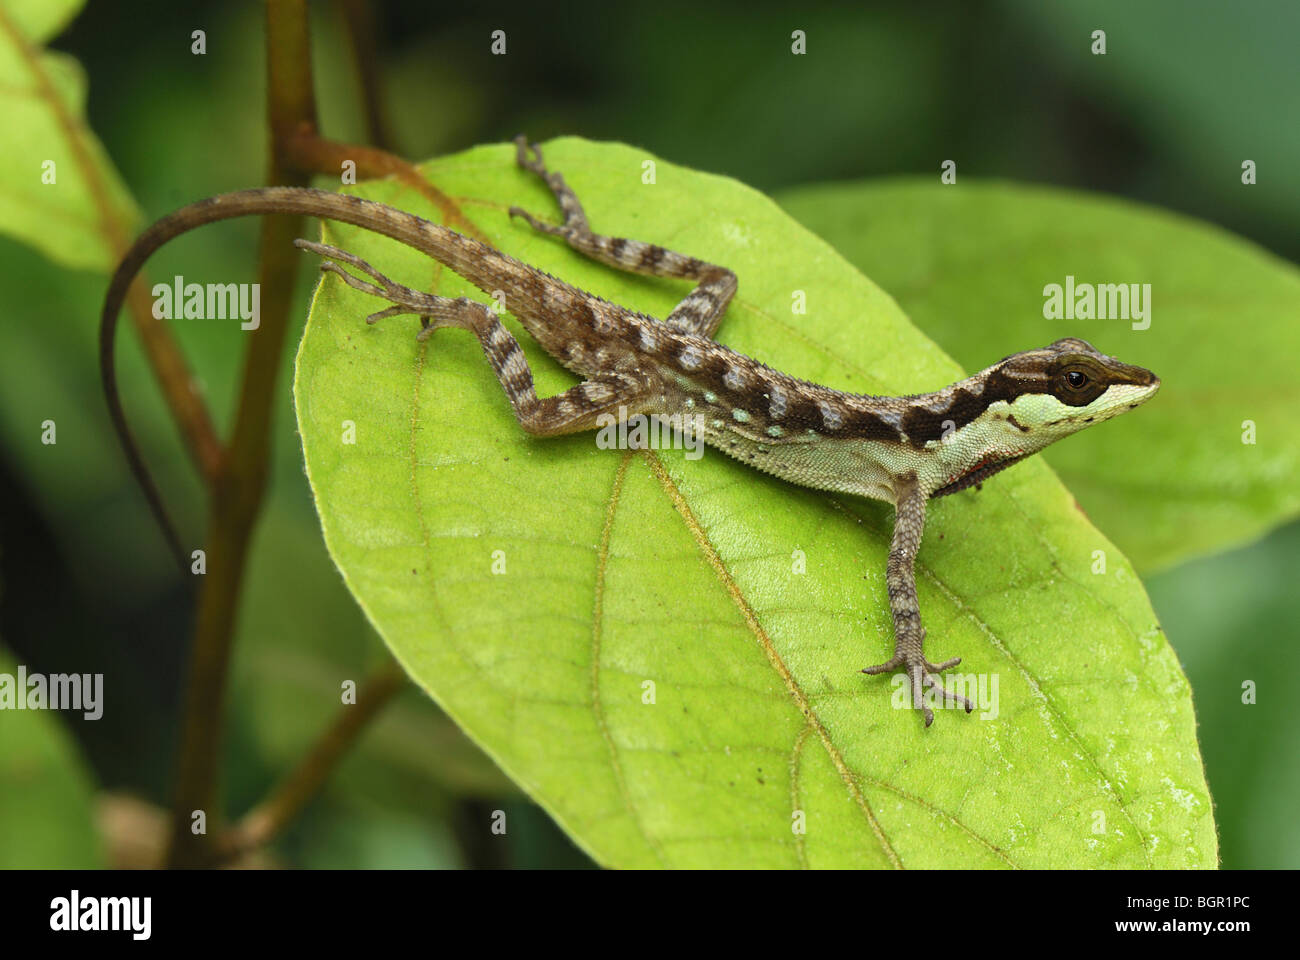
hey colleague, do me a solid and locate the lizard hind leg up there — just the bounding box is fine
[507,135,738,340]
[296,238,653,437]
[296,238,445,333]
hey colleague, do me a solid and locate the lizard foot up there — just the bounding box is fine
[294,238,449,337]
[508,134,586,239]
[862,652,973,727]
[511,133,548,175]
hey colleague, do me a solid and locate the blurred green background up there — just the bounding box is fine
[0,0,1295,868]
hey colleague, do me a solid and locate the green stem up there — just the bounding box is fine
[164,0,317,868]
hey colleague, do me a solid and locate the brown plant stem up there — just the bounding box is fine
[337,0,396,151]
[164,0,317,867]
[122,280,226,484]
[282,130,488,241]
[216,662,409,863]
[134,0,483,868]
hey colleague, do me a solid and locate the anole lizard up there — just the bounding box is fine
[101,136,1161,725]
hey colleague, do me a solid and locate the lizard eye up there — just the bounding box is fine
[1064,369,1089,389]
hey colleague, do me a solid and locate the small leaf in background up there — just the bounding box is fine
[1002,0,1300,237]
[0,0,139,271]
[778,179,1300,574]
[293,139,1215,868]
[1144,520,1300,869]
[0,649,102,867]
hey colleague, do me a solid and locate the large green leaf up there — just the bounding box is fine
[0,0,139,271]
[777,179,1300,575]
[294,139,1216,868]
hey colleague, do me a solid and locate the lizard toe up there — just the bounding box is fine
[925,655,962,673]
[861,653,903,675]
[926,674,974,713]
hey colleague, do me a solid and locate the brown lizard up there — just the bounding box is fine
[101,136,1160,724]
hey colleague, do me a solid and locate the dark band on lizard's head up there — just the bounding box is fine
[896,337,1157,447]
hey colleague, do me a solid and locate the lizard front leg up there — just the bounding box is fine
[862,476,974,726]
[508,136,738,340]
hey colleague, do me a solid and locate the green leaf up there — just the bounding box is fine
[1001,0,1300,234]
[1145,520,1300,869]
[0,0,139,271]
[778,178,1300,573]
[0,649,103,867]
[294,138,1216,868]
[231,489,519,807]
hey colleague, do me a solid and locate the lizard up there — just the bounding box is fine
[101,136,1161,725]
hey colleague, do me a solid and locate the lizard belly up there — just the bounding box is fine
[701,426,905,503]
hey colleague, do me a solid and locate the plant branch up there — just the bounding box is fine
[164,0,318,867]
[338,0,395,151]
[144,0,485,868]
[282,130,488,241]
[216,661,409,862]
[120,280,226,484]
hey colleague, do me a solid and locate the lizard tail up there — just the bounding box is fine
[99,186,563,572]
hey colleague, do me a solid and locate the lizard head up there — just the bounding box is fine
[992,337,1160,448]
[922,337,1160,497]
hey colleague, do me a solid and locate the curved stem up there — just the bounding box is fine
[283,131,488,241]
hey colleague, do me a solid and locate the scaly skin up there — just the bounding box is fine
[101,137,1161,725]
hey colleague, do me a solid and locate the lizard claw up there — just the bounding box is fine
[863,652,973,726]
[861,653,904,675]
[510,134,589,241]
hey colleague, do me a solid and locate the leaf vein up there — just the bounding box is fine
[642,450,902,869]
[590,451,670,867]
